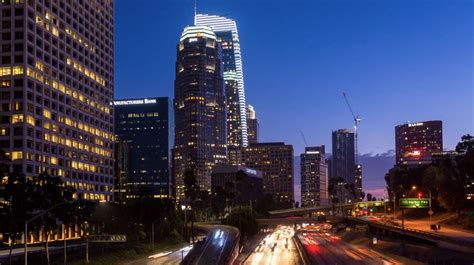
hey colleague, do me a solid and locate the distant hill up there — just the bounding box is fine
[293,151,395,203]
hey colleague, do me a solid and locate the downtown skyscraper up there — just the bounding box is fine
[195,14,248,148]
[0,0,114,201]
[331,129,356,203]
[301,146,328,207]
[114,97,170,200]
[173,25,227,202]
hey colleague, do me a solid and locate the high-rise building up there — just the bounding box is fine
[195,14,248,148]
[246,104,259,144]
[331,129,356,185]
[331,129,356,203]
[395,120,443,166]
[114,98,170,200]
[300,146,328,207]
[173,25,227,202]
[211,165,263,206]
[0,0,114,201]
[241,142,294,206]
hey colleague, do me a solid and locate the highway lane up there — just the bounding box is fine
[299,231,398,265]
[244,225,302,265]
[182,226,239,265]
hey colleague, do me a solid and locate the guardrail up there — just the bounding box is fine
[292,232,310,265]
[349,217,474,247]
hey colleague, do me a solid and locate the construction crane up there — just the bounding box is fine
[300,130,308,147]
[342,92,361,163]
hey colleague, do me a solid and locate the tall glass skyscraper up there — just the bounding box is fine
[173,25,227,202]
[195,14,248,148]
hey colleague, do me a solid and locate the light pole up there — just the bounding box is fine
[412,186,433,221]
[181,204,187,262]
[24,201,67,265]
[151,217,167,250]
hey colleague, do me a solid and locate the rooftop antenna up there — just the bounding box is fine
[194,0,197,25]
[300,130,308,148]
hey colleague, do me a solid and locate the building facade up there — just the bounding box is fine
[331,129,356,203]
[211,164,263,206]
[331,129,355,184]
[395,120,443,166]
[246,104,258,144]
[0,0,114,201]
[173,26,227,202]
[300,146,328,207]
[195,14,248,148]
[241,142,294,206]
[114,97,169,199]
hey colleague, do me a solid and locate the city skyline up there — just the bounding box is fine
[115,0,473,157]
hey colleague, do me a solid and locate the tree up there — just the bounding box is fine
[28,173,75,265]
[184,169,199,243]
[0,171,31,265]
[366,193,373,202]
[222,206,258,239]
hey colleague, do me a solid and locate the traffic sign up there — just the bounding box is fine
[428,209,434,215]
[399,198,429,208]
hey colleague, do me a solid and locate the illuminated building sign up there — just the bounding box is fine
[399,198,429,208]
[113,98,157,106]
[408,122,424,127]
[245,168,257,175]
[306,151,320,154]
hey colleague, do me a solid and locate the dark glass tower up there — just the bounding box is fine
[173,26,227,202]
[114,98,170,199]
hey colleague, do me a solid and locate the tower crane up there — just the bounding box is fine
[342,92,361,163]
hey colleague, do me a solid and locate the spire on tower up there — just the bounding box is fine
[194,0,197,25]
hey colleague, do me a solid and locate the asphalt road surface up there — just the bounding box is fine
[299,231,398,265]
[244,225,302,265]
[182,226,239,265]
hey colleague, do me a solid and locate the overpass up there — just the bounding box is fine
[348,217,474,253]
[268,201,387,218]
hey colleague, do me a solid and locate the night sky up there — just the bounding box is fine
[115,0,473,195]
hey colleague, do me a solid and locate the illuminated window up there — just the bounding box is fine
[1,80,10,88]
[0,67,11,76]
[11,151,23,160]
[11,114,23,124]
[13,66,24,75]
[43,109,51,119]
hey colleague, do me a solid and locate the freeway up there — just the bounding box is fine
[182,225,239,265]
[144,245,193,265]
[244,225,302,265]
[298,230,398,265]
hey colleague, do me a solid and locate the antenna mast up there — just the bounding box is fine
[194,0,197,25]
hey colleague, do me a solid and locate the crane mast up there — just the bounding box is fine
[342,92,361,163]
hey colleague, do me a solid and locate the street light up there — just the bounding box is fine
[24,201,68,265]
[151,217,167,250]
[411,186,433,221]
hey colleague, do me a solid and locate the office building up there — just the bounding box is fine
[0,0,114,201]
[211,164,263,206]
[332,129,356,184]
[395,120,443,166]
[195,14,248,148]
[300,146,328,207]
[241,142,294,205]
[331,129,356,203]
[114,97,170,199]
[246,104,258,144]
[173,25,227,202]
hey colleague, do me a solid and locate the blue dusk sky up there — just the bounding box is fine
[115,0,473,156]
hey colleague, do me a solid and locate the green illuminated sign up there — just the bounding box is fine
[399,198,429,208]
